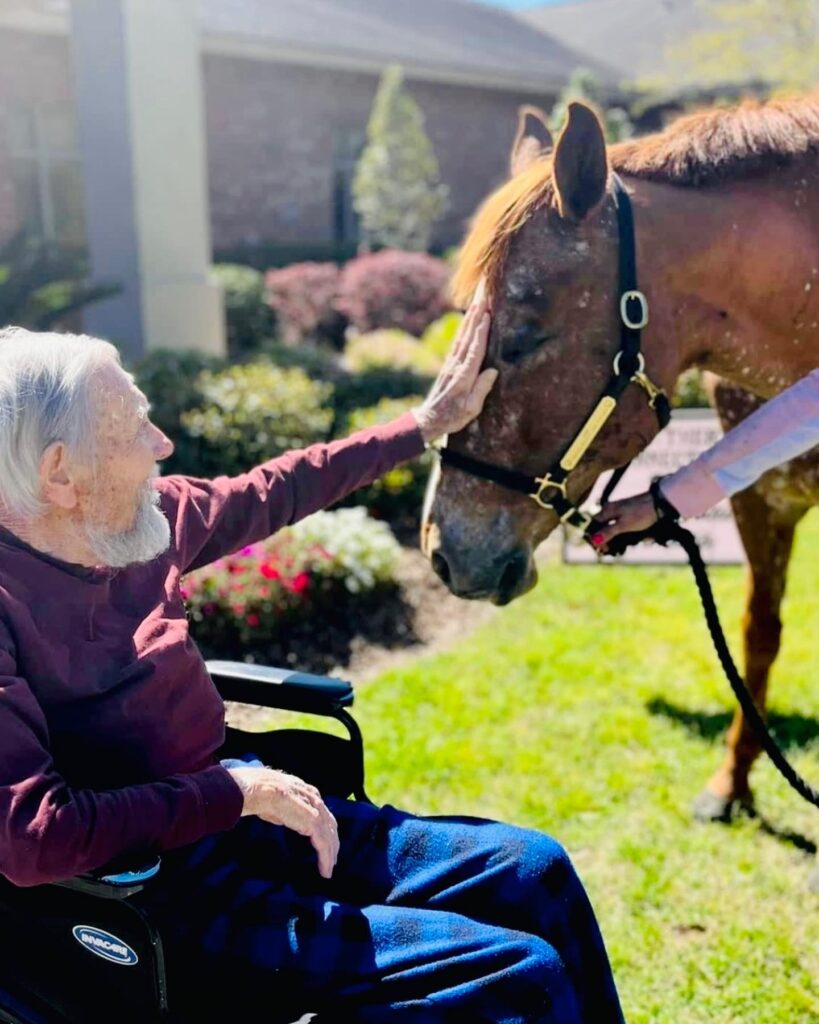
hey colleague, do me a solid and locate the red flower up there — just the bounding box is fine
[260,563,280,580]
[246,613,260,627]
[291,572,310,594]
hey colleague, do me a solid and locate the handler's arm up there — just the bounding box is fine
[595,367,819,546]
[660,367,819,518]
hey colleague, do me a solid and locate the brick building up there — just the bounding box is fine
[0,0,609,260]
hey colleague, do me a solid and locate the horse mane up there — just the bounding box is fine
[452,92,819,308]
[610,92,819,185]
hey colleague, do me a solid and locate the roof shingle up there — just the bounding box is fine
[9,0,616,91]
[200,0,617,89]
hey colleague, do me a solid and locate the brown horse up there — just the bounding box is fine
[423,94,819,821]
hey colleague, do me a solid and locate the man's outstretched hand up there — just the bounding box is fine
[412,296,497,444]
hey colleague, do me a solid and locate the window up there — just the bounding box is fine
[333,130,364,246]
[8,104,86,246]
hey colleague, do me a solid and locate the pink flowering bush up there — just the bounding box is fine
[265,262,347,348]
[336,250,452,336]
[181,509,401,665]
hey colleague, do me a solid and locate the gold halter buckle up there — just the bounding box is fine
[561,507,593,533]
[613,352,667,410]
[530,474,568,510]
[620,290,649,330]
[632,369,667,409]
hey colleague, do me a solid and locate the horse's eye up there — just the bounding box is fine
[502,324,555,364]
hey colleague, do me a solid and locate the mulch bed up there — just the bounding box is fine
[221,544,496,729]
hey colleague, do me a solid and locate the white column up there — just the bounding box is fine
[70,0,225,359]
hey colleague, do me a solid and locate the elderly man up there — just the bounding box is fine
[0,309,623,1023]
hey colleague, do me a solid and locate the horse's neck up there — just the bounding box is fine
[633,160,819,399]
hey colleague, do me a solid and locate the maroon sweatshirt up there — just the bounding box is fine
[0,413,424,887]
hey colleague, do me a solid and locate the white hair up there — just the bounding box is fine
[0,326,121,521]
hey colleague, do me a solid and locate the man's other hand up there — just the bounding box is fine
[227,766,339,879]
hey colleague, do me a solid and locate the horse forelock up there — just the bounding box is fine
[451,158,556,309]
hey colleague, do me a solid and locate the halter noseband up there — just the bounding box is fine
[438,174,671,536]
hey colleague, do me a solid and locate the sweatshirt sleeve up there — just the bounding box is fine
[160,412,425,574]
[661,368,819,519]
[0,629,243,887]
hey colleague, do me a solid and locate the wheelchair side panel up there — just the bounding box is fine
[0,879,167,1023]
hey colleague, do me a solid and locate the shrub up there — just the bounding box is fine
[212,263,276,358]
[182,507,400,658]
[289,507,400,592]
[335,249,451,335]
[180,362,334,477]
[133,349,226,475]
[265,262,347,349]
[344,329,442,376]
[330,366,434,427]
[0,232,119,331]
[215,241,358,270]
[263,339,342,381]
[420,311,462,362]
[673,368,710,408]
[341,397,432,530]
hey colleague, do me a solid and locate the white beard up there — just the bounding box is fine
[84,481,171,568]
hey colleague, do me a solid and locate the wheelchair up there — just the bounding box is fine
[0,661,369,1024]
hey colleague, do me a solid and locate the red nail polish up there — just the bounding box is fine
[591,533,605,547]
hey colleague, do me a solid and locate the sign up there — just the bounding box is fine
[563,409,746,566]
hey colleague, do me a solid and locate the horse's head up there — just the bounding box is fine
[424,102,675,604]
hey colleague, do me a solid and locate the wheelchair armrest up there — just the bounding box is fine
[206,659,354,716]
[53,858,161,900]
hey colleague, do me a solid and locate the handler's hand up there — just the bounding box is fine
[227,766,339,879]
[592,492,658,552]
[412,294,498,443]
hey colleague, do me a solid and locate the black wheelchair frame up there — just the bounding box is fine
[0,661,367,1024]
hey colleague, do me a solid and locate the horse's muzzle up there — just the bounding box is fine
[430,545,535,605]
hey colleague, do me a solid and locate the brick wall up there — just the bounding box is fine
[0,28,558,257]
[202,54,557,253]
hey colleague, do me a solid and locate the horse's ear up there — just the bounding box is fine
[509,105,553,178]
[552,102,608,221]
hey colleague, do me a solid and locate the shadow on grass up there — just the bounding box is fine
[648,697,819,855]
[647,697,819,752]
[752,812,817,856]
[712,802,818,856]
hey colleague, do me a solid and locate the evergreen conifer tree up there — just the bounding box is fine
[353,66,448,252]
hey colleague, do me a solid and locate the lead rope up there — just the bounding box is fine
[605,518,819,810]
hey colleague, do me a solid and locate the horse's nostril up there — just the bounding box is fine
[498,553,526,599]
[431,551,451,586]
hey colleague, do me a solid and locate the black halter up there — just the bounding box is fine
[438,174,672,535]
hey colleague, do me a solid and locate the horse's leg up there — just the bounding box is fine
[693,484,805,821]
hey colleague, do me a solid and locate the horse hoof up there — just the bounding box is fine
[692,789,754,823]
[808,864,819,895]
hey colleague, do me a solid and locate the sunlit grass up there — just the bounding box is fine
[351,512,819,1023]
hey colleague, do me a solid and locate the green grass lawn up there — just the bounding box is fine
[351,512,819,1023]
